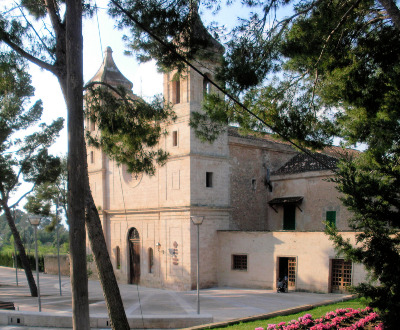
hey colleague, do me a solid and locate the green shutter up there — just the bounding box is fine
[283,205,296,230]
[326,211,336,228]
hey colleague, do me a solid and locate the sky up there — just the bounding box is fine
[9,0,260,208]
[30,1,256,156]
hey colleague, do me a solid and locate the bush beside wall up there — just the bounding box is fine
[0,252,44,272]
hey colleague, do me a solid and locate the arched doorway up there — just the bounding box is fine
[128,227,140,284]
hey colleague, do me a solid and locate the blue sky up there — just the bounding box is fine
[10,0,286,208]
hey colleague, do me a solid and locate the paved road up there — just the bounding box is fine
[0,266,350,329]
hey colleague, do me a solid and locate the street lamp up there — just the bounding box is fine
[13,208,18,287]
[55,200,62,296]
[28,214,42,312]
[190,216,204,315]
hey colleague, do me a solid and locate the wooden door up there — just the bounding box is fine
[128,228,140,284]
[287,257,296,289]
[277,257,297,290]
[283,205,296,230]
[331,259,352,293]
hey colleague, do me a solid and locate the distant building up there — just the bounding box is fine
[86,15,367,293]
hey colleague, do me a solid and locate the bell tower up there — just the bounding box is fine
[163,8,231,289]
[86,47,134,241]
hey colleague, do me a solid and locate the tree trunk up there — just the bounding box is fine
[2,203,38,297]
[378,0,400,31]
[65,0,90,329]
[84,168,130,330]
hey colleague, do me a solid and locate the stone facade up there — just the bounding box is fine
[86,46,367,293]
[87,46,230,290]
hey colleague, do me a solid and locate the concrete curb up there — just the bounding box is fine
[0,310,213,329]
[182,295,357,329]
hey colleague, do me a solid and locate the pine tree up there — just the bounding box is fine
[1,1,174,328]
[0,52,63,297]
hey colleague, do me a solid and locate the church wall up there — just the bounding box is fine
[190,211,231,289]
[268,171,353,231]
[190,156,230,207]
[108,211,194,290]
[100,155,192,211]
[217,231,367,293]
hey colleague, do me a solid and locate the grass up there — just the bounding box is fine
[210,298,368,330]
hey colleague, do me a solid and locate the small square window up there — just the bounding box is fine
[206,172,213,188]
[172,131,178,147]
[232,254,247,270]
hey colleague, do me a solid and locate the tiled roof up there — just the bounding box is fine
[268,196,304,205]
[273,153,338,175]
[228,127,291,146]
[228,126,360,175]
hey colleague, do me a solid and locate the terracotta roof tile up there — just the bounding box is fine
[272,153,338,175]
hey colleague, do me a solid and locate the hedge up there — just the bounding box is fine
[0,252,44,272]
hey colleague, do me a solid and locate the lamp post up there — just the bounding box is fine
[190,216,204,315]
[55,199,62,296]
[28,214,42,312]
[13,208,18,286]
[14,242,18,286]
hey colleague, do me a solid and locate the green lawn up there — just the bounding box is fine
[210,298,368,330]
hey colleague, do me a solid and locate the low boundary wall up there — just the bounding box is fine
[0,310,213,329]
[44,255,70,276]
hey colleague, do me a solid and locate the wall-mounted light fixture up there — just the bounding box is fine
[156,242,161,251]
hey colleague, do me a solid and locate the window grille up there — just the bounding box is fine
[232,254,247,270]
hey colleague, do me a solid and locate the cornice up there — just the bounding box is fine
[104,205,232,215]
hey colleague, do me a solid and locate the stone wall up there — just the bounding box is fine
[44,255,70,276]
[229,135,296,230]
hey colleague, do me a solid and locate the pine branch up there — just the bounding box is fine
[9,184,36,209]
[311,0,362,104]
[0,32,55,73]
[15,2,56,61]
[44,0,63,37]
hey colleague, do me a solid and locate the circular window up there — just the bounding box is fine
[122,164,143,188]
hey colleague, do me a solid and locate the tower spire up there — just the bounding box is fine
[88,47,133,90]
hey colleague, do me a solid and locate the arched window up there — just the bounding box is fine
[86,117,95,132]
[148,247,154,273]
[172,79,180,104]
[203,74,211,95]
[116,246,121,269]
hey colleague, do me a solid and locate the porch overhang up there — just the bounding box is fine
[268,196,304,213]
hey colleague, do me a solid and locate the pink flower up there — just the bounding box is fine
[255,328,264,330]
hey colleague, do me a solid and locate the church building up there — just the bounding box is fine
[86,15,367,293]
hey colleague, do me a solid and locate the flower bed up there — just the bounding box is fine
[255,307,383,330]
